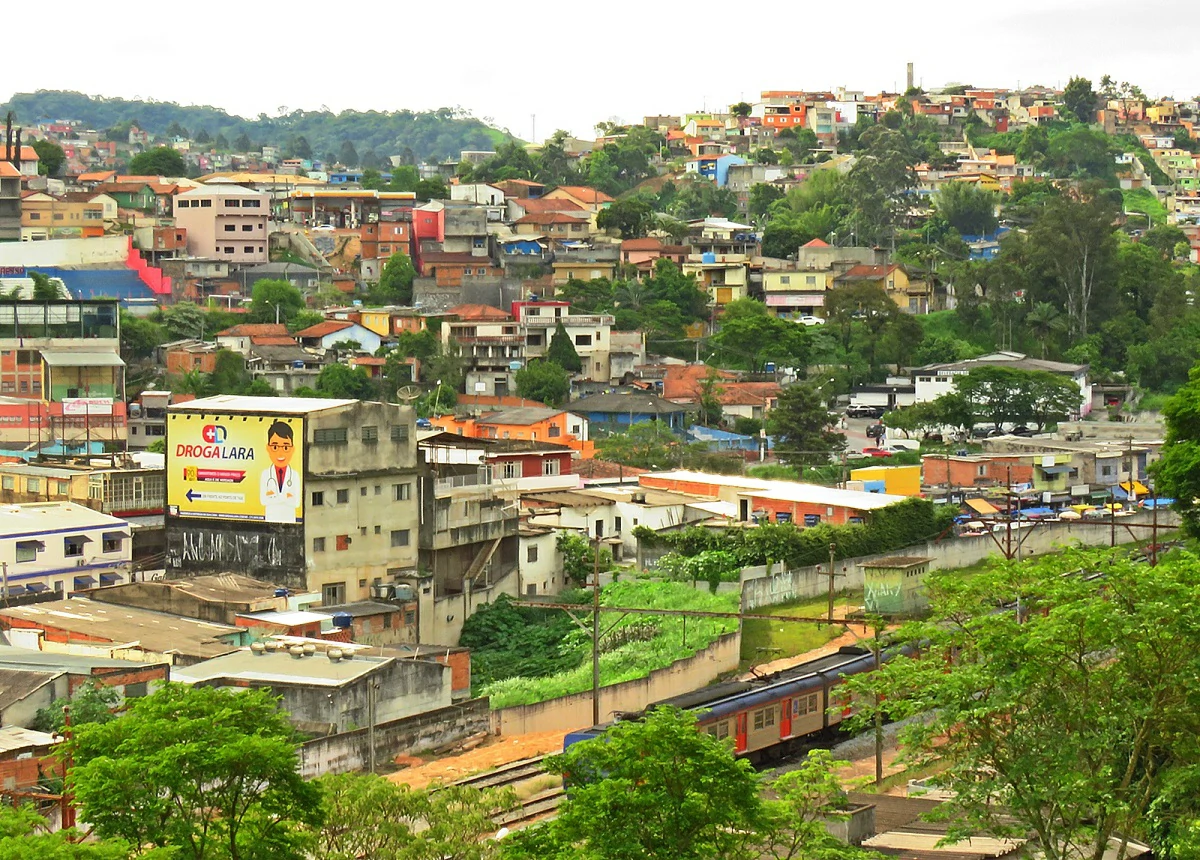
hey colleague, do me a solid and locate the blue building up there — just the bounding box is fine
[571,390,687,435]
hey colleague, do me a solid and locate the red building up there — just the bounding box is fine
[486,439,574,481]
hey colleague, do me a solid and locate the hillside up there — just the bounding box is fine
[1,90,518,163]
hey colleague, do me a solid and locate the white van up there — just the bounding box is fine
[885,439,920,452]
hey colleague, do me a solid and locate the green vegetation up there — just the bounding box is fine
[471,581,740,709]
[739,594,846,667]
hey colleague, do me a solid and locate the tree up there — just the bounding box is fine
[128,146,185,177]
[0,803,134,859]
[31,679,119,734]
[313,364,378,400]
[556,531,615,587]
[120,310,165,361]
[844,549,1200,860]
[749,183,785,220]
[934,181,997,236]
[195,129,212,145]
[1061,75,1098,124]
[524,708,765,860]
[1151,364,1200,535]
[161,303,207,342]
[249,279,305,324]
[388,165,420,192]
[215,133,230,151]
[315,772,515,860]
[372,251,416,305]
[209,349,251,394]
[31,139,65,176]
[596,421,680,470]
[712,299,810,373]
[514,359,571,407]
[29,271,62,301]
[696,368,724,427]
[596,197,654,238]
[338,139,359,166]
[233,132,252,152]
[360,168,385,190]
[730,101,752,118]
[1025,301,1067,358]
[66,684,322,860]
[1025,370,1083,430]
[954,365,1032,429]
[546,321,583,373]
[844,126,916,246]
[765,383,846,466]
[414,178,449,200]
[1141,224,1188,260]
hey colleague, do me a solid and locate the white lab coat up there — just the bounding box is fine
[260,465,300,523]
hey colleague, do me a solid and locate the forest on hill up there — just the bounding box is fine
[0,90,515,163]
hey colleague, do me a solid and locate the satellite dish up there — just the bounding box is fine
[395,385,421,403]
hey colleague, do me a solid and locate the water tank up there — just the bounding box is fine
[509,360,523,371]
[291,360,305,369]
[331,612,353,630]
[273,588,289,598]
[393,584,416,601]
[129,403,142,418]
[702,251,717,264]
[764,362,776,373]
[250,641,266,655]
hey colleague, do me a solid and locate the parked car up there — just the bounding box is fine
[865,422,886,439]
[1011,425,1034,437]
[848,405,883,419]
[796,315,826,326]
[885,439,920,452]
[860,447,894,458]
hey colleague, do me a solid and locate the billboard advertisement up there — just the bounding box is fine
[167,413,304,524]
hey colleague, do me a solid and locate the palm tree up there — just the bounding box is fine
[172,370,211,397]
[1026,302,1067,359]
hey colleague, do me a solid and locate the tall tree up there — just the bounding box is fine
[546,321,583,373]
[233,132,251,152]
[765,383,846,465]
[338,139,359,166]
[66,685,322,859]
[844,126,916,247]
[845,549,1200,860]
[249,279,305,324]
[372,251,416,305]
[1061,76,1098,124]
[31,139,65,176]
[515,359,571,407]
[712,299,810,373]
[596,197,654,238]
[1151,364,1200,535]
[1025,301,1067,358]
[128,146,185,177]
[934,181,998,236]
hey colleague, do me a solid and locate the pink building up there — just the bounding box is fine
[174,184,270,264]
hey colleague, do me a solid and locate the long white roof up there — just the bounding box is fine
[642,470,908,511]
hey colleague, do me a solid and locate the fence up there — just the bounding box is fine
[740,509,1179,611]
[491,630,742,736]
[298,698,491,778]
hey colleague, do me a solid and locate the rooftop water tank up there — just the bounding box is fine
[273,588,289,598]
[331,612,353,630]
[702,251,717,264]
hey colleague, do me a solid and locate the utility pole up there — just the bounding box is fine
[827,543,837,623]
[1,561,7,607]
[1151,486,1159,566]
[591,536,601,728]
[62,705,75,830]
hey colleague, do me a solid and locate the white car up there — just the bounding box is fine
[796,315,826,326]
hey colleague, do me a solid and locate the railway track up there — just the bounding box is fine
[449,755,548,790]
[496,788,566,827]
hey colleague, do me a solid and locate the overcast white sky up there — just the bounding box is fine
[9,0,1200,142]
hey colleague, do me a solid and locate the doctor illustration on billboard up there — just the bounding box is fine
[260,420,300,523]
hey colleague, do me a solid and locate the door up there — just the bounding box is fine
[734,712,747,753]
[780,698,792,738]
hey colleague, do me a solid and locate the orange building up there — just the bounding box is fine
[921,454,1033,489]
[433,406,595,457]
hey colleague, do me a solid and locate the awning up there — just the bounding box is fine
[102,530,131,539]
[1120,480,1150,496]
[99,573,121,583]
[25,582,48,592]
[40,350,125,367]
[765,293,825,307]
[965,498,999,515]
[1039,465,1072,475]
[74,575,97,587]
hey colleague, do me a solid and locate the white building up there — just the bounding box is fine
[0,502,132,597]
[512,300,614,384]
[910,352,1092,416]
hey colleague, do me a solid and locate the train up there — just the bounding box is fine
[564,643,911,762]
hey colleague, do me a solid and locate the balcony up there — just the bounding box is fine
[433,470,492,497]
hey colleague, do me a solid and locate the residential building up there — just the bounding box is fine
[440,304,523,397]
[21,193,106,240]
[128,389,188,449]
[921,454,1034,490]
[318,600,417,645]
[683,253,750,307]
[165,396,420,605]
[514,212,592,241]
[215,324,294,355]
[847,464,921,497]
[0,459,164,520]
[163,340,220,375]
[0,727,61,796]
[513,300,614,383]
[174,184,270,264]
[0,597,246,666]
[0,502,133,597]
[833,264,932,314]
[550,247,620,285]
[505,196,586,223]
[293,319,384,353]
[620,237,689,270]
[173,642,451,734]
[421,252,504,287]
[542,186,613,213]
[571,390,687,435]
[247,344,330,394]
[86,573,287,626]
[0,162,21,242]
[450,183,506,207]
[487,439,576,492]
[0,298,125,450]
[686,218,759,257]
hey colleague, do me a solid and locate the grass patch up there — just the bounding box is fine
[740,593,855,669]
[514,774,562,800]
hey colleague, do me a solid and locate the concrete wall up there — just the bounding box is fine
[0,235,129,266]
[740,509,1179,611]
[492,630,741,735]
[423,566,519,646]
[298,698,491,778]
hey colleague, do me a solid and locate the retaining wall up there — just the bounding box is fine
[492,630,741,736]
[741,510,1178,611]
[297,698,491,778]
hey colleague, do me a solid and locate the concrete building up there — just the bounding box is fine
[174,184,270,264]
[215,324,294,356]
[512,300,614,383]
[0,727,61,797]
[0,162,21,243]
[0,502,133,597]
[86,573,287,626]
[0,597,245,666]
[164,396,420,606]
[440,304,523,397]
[173,641,452,735]
[911,352,1092,416]
[862,556,931,616]
[518,524,563,597]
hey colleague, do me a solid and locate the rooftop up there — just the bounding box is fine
[0,598,244,659]
[0,667,57,715]
[478,406,571,426]
[485,438,574,455]
[320,601,406,618]
[153,573,284,604]
[237,610,332,627]
[915,351,1086,375]
[292,320,356,338]
[0,644,158,673]
[571,391,687,415]
[641,471,910,511]
[217,323,290,337]
[173,648,390,687]
[0,726,59,756]
[0,502,129,539]
[444,303,512,321]
[170,395,358,414]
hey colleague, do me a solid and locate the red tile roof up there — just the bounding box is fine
[515,212,590,226]
[216,324,290,337]
[0,162,20,178]
[621,238,665,251]
[662,364,737,400]
[801,238,830,247]
[249,335,299,346]
[574,459,649,480]
[717,381,782,406]
[76,170,116,183]
[551,186,614,204]
[514,198,585,214]
[350,356,387,366]
[445,304,511,321]
[835,264,899,281]
[294,320,356,338]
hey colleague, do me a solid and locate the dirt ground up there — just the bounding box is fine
[388,730,568,790]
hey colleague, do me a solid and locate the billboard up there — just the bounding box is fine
[167,413,304,524]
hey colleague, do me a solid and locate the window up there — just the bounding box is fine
[527,333,543,347]
[502,461,519,479]
[27,478,40,493]
[614,515,622,532]
[226,199,240,208]
[1101,464,1114,477]
[390,424,409,442]
[360,487,367,497]
[575,334,592,346]
[242,224,254,231]
[336,489,350,504]
[548,424,561,437]
[404,609,416,626]
[382,613,392,629]
[806,275,817,285]
[375,485,382,495]
[101,532,123,553]
[224,224,236,232]
[2,476,12,490]
[312,537,326,552]
[125,681,148,698]
[243,199,261,208]
[311,491,324,506]
[64,536,86,557]
[314,427,348,445]
[779,275,790,285]
[224,246,234,254]
[243,246,255,254]
[15,540,39,563]
[336,534,351,551]
[394,483,411,501]
[527,545,539,563]
[390,529,410,548]
[794,693,819,716]
[374,525,381,534]
[322,582,345,605]
[706,721,730,740]
[200,199,212,208]
[543,459,560,476]
[361,425,378,443]
[752,707,776,731]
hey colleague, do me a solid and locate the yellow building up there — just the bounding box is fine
[21,193,106,240]
[850,464,921,497]
[682,254,749,307]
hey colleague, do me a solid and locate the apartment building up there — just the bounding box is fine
[512,300,614,383]
[0,502,133,597]
[174,185,270,264]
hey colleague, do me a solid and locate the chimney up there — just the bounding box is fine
[906,63,914,92]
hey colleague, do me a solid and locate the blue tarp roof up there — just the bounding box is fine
[1142,498,1175,508]
[27,267,157,302]
[687,425,754,443]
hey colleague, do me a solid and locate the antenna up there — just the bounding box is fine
[395,385,421,404]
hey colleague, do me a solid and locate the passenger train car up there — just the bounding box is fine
[565,644,907,762]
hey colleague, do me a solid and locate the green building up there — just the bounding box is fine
[863,556,932,616]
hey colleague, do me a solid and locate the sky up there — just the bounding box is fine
[10,0,1200,143]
